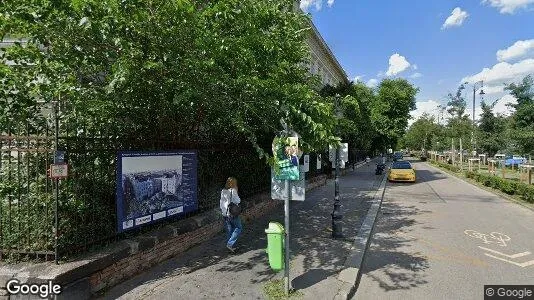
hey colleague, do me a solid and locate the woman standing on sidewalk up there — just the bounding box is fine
[220,177,242,253]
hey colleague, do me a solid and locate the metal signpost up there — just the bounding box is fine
[271,131,302,295]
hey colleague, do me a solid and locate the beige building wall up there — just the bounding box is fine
[305,20,349,87]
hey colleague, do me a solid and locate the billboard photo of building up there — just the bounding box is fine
[116,151,197,232]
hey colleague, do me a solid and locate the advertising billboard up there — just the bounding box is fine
[116,151,198,232]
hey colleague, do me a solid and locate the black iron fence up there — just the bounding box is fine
[1,122,339,261]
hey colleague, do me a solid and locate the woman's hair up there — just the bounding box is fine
[225,177,237,189]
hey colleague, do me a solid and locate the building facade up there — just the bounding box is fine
[293,1,349,87]
[305,20,349,87]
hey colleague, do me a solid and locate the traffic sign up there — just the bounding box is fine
[54,151,65,164]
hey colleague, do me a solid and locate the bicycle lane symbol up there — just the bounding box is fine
[464,229,534,268]
[464,230,511,247]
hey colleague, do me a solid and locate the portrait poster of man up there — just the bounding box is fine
[272,135,300,181]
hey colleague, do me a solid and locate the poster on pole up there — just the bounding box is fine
[317,154,322,170]
[329,143,349,162]
[271,169,305,201]
[340,143,349,162]
[303,155,310,172]
[272,135,300,180]
[116,151,198,232]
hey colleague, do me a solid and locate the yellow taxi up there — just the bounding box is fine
[387,160,416,182]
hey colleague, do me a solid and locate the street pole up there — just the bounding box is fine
[451,138,455,165]
[460,138,463,171]
[331,94,343,238]
[53,99,59,264]
[471,81,484,154]
[284,180,291,295]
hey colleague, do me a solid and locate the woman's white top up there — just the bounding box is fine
[220,188,241,217]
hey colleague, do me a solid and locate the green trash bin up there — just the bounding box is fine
[265,222,285,271]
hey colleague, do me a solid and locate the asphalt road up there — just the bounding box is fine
[355,158,534,300]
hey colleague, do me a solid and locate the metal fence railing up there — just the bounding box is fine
[1,124,337,261]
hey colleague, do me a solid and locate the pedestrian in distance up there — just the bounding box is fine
[220,177,242,253]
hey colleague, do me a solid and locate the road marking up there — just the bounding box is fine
[478,247,530,259]
[483,254,534,268]
[478,246,534,268]
[464,230,510,247]
[393,231,489,267]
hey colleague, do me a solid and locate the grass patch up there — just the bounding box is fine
[263,279,303,300]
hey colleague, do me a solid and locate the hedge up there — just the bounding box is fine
[465,171,534,203]
[430,160,460,173]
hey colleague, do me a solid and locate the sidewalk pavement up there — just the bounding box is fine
[100,160,385,300]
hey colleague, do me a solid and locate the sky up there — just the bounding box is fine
[300,0,534,125]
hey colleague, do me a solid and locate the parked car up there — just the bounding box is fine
[504,155,526,167]
[388,161,416,182]
[393,151,403,161]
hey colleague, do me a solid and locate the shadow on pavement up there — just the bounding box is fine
[292,268,333,289]
[99,167,382,299]
[360,199,430,292]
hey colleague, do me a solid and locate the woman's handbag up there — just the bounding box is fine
[228,190,242,217]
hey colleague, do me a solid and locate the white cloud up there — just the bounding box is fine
[386,53,411,76]
[410,72,423,79]
[441,7,469,30]
[481,84,505,95]
[409,100,441,125]
[300,0,335,11]
[497,39,534,62]
[493,94,517,116]
[412,64,418,70]
[300,0,322,11]
[482,0,534,14]
[367,78,378,88]
[353,75,365,82]
[462,58,534,85]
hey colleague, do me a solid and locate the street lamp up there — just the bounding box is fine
[466,81,485,154]
[331,94,343,238]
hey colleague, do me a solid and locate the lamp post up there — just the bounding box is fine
[468,81,485,154]
[331,94,343,238]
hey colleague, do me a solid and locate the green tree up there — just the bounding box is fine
[402,114,440,151]
[447,84,467,118]
[505,75,534,155]
[372,78,418,149]
[0,0,338,158]
[477,100,508,156]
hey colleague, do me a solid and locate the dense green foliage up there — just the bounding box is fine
[0,0,419,260]
[322,79,418,153]
[1,0,340,156]
[505,75,534,155]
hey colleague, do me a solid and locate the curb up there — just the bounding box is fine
[334,172,388,300]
